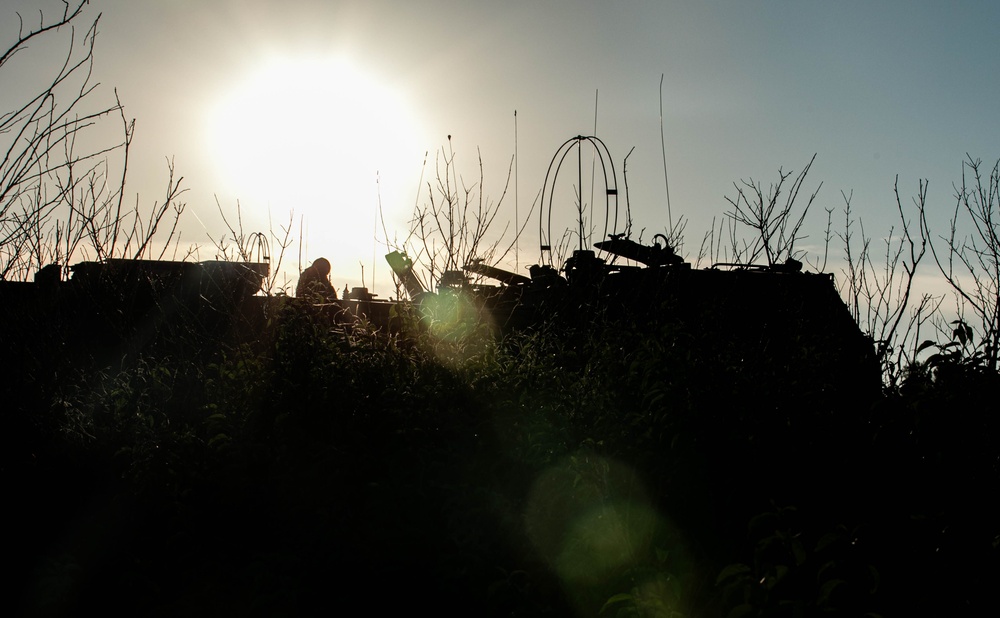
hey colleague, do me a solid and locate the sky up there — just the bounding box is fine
[4,0,1000,299]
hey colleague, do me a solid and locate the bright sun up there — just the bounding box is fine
[205,55,425,284]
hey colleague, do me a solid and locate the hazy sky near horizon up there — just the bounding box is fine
[5,0,1000,294]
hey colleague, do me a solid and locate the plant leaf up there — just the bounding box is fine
[600,593,634,614]
[716,563,752,585]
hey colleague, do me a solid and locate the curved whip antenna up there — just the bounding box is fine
[660,74,674,232]
[540,139,579,263]
[248,231,270,263]
[538,135,620,267]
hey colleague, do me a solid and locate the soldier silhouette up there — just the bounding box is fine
[296,257,338,302]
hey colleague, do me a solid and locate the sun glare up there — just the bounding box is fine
[205,55,425,282]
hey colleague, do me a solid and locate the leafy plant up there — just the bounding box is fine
[926,156,1000,371]
[715,506,881,618]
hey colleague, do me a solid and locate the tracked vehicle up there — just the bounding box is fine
[2,136,879,398]
[383,136,880,402]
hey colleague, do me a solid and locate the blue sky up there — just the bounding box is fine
[5,0,999,296]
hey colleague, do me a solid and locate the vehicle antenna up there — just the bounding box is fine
[578,137,584,252]
[660,73,674,233]
[591,89,598,244]
[298,214,304,273]
[514,110,519,271]
[373,172,379,295]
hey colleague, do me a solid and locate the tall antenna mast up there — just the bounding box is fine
[577,138,584,252]
[514,110,519,271]
[660,74,674,232]
[590,90,598,242]
[298,215,306,273]
[372,174,378,294]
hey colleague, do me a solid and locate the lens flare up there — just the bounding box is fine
[525,455,656,579]
[417,290,496,367]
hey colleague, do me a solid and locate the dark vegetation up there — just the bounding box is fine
[4,3,1000,616]
[4,280,999,617]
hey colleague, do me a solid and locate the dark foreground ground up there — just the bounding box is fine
[3,289,999,616]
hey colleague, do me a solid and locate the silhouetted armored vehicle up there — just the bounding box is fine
[2,136,880,403]
[0,258,271,371]
[385,136,880,399]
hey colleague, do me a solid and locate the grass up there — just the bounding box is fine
[3,289,998,616]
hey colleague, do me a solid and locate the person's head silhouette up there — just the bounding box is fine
[312,257,331,276]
